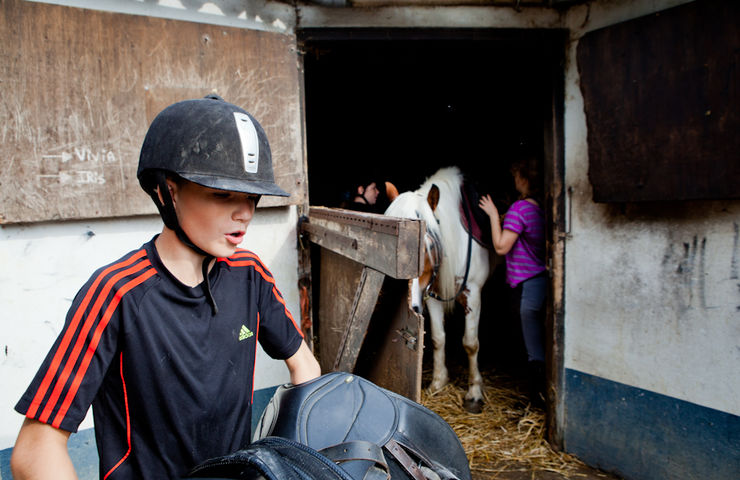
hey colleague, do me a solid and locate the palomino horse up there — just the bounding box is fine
[385,166,494,413]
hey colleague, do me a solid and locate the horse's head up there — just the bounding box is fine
[385,185,442,313]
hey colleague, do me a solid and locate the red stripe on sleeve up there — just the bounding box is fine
[52,267,156,428]
[39,260,153,424]
[26,250,147,419]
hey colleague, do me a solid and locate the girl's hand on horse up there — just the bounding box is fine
[478,194,499,219]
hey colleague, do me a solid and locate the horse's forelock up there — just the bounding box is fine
[385,191,440,235]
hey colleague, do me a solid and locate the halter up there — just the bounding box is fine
[422,192,474,303]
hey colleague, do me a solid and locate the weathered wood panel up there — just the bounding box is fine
[578,0,740,202]
[0,0,304,223]
[354,278,424,403]
[317,249,365,374]
[305,207,424,279]
[332,266,386,372]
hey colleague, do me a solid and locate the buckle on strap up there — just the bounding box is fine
[320,441,390,480]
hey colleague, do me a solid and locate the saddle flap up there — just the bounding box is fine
[188,436,355,480]
[254,373,398,449]
[392,400,470,480]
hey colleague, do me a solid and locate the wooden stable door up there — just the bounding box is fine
[300,207,426,402]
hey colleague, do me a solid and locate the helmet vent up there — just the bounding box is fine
[233,112,259,174]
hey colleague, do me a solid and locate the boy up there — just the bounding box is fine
[10,95,321,479]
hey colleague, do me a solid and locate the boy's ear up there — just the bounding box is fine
[155,180,177,206]
[357,185,365,195]
[155,185,165,206]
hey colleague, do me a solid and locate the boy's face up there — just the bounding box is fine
[167,179,257,258]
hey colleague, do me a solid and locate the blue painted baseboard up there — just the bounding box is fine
[564,369,740,480]
[0,385,280,480]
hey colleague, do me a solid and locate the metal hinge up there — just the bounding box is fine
[395,327,418,351]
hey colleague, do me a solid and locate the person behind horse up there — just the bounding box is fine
[340,176,399,213]
[478,155,546,406]
[10,95,321,479]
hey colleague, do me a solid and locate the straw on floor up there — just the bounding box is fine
[420,369,590,478]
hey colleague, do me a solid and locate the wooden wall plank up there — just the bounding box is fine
[0,0,304,223]
[578,0,740,202]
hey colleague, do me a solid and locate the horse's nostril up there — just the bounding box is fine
[412,305,421,314]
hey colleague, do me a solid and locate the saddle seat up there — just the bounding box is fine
[459,183,493,250]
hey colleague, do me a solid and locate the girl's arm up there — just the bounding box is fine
[479,194,519,256]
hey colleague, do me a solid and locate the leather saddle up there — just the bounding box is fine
[188,372,471,480]
[254,372,471,480]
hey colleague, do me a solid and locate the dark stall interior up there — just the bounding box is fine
[299,28,559,380]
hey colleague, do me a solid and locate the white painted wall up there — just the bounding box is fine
[561,0,740,416]
[0,207,301,449]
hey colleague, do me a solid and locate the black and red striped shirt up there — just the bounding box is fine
[15,237,304,479]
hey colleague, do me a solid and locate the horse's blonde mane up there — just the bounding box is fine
[385,166,464,309]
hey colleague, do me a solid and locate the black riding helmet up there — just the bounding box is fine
[138,94,288,196]
[137,94,288,313]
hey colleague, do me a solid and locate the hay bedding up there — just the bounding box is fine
[420,369,614,480]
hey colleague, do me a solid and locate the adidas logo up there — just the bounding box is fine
[238,325,253,341]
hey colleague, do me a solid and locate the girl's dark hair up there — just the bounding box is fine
[510,155,543,203]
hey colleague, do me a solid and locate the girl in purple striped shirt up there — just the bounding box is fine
[479,156,547,406]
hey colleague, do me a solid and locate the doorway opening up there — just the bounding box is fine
[299,27,563,392]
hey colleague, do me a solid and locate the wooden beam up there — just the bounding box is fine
[332,267,386,372]
[302,207,424,279]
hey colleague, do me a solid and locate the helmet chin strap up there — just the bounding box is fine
[149,171,219,315]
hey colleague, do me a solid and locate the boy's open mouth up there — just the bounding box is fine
[226,231,245,244]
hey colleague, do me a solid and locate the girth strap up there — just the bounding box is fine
[384,439,427,480]
[320,441,390,480]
